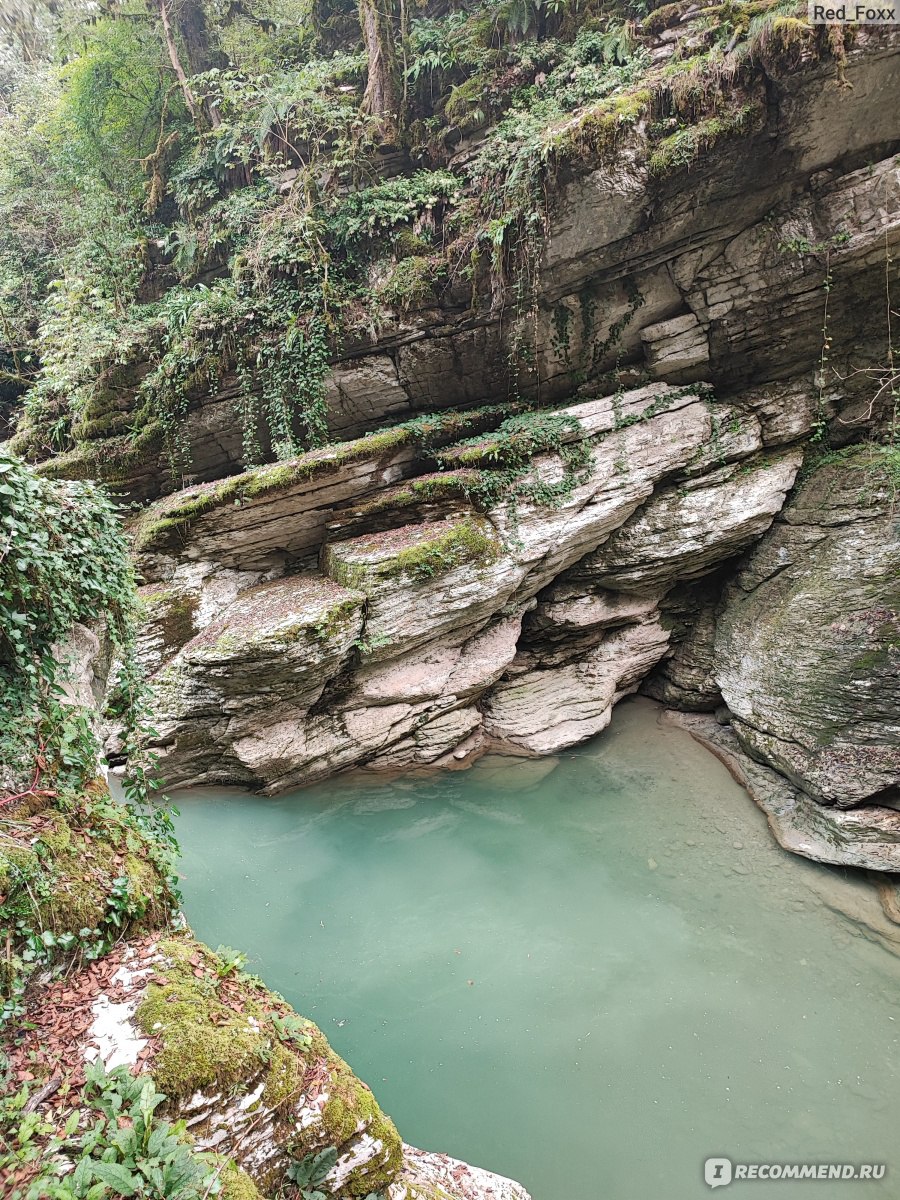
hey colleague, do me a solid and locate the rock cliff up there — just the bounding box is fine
[20,30,900,501]
[131,382,804,787]
[95,26,900,874]
[6,5,899,1198]
[8,7,900,896]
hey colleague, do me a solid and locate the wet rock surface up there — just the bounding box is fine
[667,711,900,876]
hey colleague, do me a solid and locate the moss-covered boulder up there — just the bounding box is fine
[0,783,176,1009]
[9,928,533,1199]
[6,922,531,1199]
[131,936,404,1195]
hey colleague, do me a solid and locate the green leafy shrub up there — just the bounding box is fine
[0,1061,231,1200]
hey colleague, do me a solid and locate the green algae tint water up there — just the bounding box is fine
[173,700,900,1200]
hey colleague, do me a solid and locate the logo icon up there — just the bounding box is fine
[705,1158,733,1189]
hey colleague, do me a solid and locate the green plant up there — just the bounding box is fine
[0,454,179,1028]
[0,1061,230,1199]
[352,631,393,655]
[0,452,134,791]
[438,408,594,514]
[270,1012,313,1048]
[286,1147,338,1200]
[214,945,249,978]
[775,233,850,447]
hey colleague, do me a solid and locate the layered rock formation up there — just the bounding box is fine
[715,450,900,808]
[131,381,806,790]
[26,31,900,501]
[84,25,898,874]
[658,446,900,870]
[125,392,899,875]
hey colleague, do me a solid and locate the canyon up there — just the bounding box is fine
[2,11,899,1200]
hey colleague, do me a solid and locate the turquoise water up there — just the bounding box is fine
[173,700,900,1200]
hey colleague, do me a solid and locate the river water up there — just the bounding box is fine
[173,699,900,1200]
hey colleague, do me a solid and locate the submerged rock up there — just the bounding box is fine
[667,711,900,874]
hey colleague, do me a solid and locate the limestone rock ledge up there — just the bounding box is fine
[137,382,809,791]
[32,35,900,503]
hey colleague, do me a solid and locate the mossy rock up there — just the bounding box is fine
[136,937,404,1196]
[0,791,175,946]
[0,784,177,1009]
[35,422,164,487]
[168,575,366,665]
[376,255,444,312]
[324,515,502,590]
[218,1162,266,1200]
[135,940,273,1098]
[648,102,763,176]
[131,403,513,556]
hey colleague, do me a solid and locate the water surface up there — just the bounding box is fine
[174,700,900,1200]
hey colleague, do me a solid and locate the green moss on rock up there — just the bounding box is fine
[648,103,762,175]
[326,516,502,591]
[218,1162,266,1200]
[35,422,164,487]
[1,804,173,941]
[135,940,271,1098]
[383,518,499,581]
[352,470,483,518]
[376,255,442,312]
[315,1058,403,1194]
[139,584,199,655]
[131,403,513,555]
[136,936,404,1196]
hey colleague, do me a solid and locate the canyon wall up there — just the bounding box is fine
[95,30,900,873]
[29,30,899,500]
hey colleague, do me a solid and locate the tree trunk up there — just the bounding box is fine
[358,0,398,137]
[157,0,200,123]
[171,0,224,78]
[157,0,224,128]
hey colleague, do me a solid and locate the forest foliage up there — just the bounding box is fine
[0,0,821,475]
